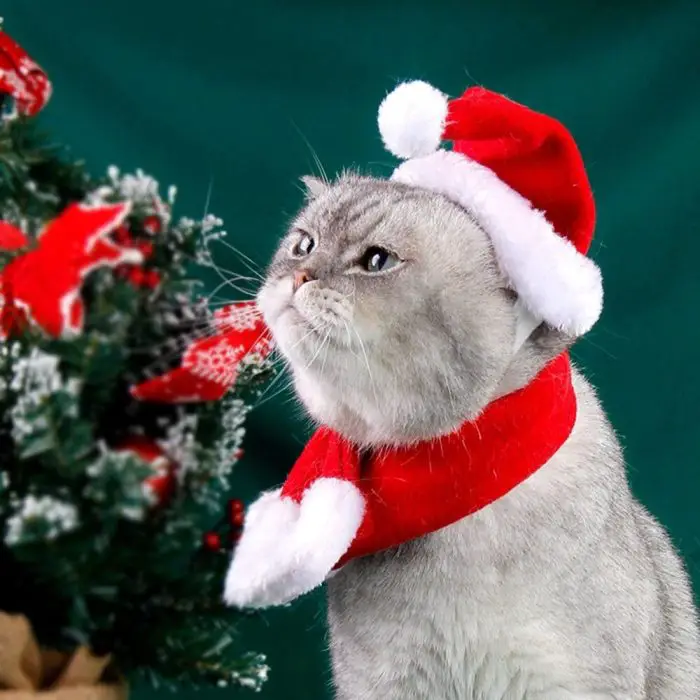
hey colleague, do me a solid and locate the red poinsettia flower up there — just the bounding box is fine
[0,202,143,338]
[0,31,51,117]
[131,301,273,402]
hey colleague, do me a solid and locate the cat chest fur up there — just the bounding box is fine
[324,375,668,699]
[326,533,583,700]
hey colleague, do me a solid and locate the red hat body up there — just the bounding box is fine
[444,87,596,255]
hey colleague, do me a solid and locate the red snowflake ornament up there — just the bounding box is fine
[212,301,267,333]
[131,301,273,403]
[115,436,177,506]
[0,31,51,117]
[0,202,142,338]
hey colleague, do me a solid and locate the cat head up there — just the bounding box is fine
[258,173,571,447]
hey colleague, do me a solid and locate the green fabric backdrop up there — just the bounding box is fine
[4,1,700,697]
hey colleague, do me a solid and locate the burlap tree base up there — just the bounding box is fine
[0,613,127,699]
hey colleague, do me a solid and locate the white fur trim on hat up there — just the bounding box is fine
[223,478,365,609]
[392,151,603,336]
[378,81,449,159]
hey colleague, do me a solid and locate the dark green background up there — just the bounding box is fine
[4,1,700,697]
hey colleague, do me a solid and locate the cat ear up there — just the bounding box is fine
[498,311,574,398]
[300,175,329,201]
[512,297,573,359]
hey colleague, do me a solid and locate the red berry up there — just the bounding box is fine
[143,215,162,235]
[128,268,146,286]
[229,498,244,513]
[233,448,244,461]
[113,226,131,244]
[144,270,161,288]
[228,499,245,524]
[203,532,221,551]
[138,241,154,258]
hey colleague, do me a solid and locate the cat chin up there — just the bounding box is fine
[291,361,456,448]
[257,278,306,359]
[292,368,339,425]
[257,278,293,326]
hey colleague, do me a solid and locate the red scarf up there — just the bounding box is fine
[280,352,576,567]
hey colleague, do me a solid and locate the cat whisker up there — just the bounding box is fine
[152,293,256,311]
[351,323,379,408]
[251,362,293,409]
[211,238,266,282]
[319,329,333,375]
[130,308,277,361]
[189,252,256,282]
[305,328,332,372]
[252,374,296,410]
[204,270,260,292]
[216,280,257,300]
[291,121,330,184]
[342,320,357,356]
[176,246,259,289]
[205,262,255,300]
[202,175,214,219]
[202,268,258,302]
[128,324,214,355]
[580,336,617,360]
[195,180,263,294]
[205,297,260,308]
[290,322,325,353]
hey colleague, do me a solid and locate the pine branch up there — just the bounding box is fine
[0,114,273,690]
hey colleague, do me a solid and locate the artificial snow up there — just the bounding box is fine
[85,442,154,519]
[159,412,199,480]
[9,348,80,443]
[192,213,227,268]
[5,494,79,546]
[215,397,248,482]
[223,654,269,692]
[86,166,174,225]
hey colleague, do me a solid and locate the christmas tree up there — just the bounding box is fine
[0,27,273,694]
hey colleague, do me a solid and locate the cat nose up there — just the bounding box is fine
[293,269,315,292]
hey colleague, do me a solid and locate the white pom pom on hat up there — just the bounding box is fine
[378,80,449,159]
[377,79,603,338]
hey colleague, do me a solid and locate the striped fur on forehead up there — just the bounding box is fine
[297,175,429,248]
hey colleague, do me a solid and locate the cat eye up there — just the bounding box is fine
[360,246,401,273]
[292,233,315,257]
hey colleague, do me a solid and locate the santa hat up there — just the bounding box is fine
[379,80,602,339]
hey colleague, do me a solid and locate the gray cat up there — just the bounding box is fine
[254,173,700,699]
